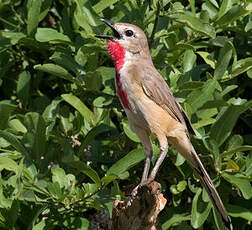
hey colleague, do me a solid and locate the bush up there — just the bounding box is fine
[0,0,251,229]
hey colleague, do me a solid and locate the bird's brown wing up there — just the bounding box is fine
[141,68,195,135]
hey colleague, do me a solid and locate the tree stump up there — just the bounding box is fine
[112,181,167,230]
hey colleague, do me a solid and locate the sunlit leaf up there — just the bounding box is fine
[222,173,252,199]
[27,0,42,36]
[107,148,145,176]
[172,12,216,38]
[35,28,71,43]
[62,94,95,125]
[210,101,252,146]
[214,41,233,80]
[217,5,249,26]
[93,0,120,13]
[191,188,212,228]
[34,64,75,82]
[226,204,252,221]
[162,213,191,229]
[70,161,101,188]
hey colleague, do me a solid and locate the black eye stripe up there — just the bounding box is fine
[125,30,134,37]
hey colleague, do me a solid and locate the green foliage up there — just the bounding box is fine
[0,0,251,229]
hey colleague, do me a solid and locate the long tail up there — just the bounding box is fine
[190,148,233,230]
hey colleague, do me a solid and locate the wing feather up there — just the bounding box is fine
[141,67,195,135]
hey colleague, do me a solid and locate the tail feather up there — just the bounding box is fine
[191,150,233,230]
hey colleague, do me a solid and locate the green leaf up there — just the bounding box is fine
[226,159,240,172]
[107,148,145,176]
[0,131,28,157]
[0,102,16,130]
[210,101,252,146]
[191,188,212,228]
[19,190,46,203]
[230,57,252,79]
[101,174,118,186]
[71,217,90,229]
[200,100,228,110]
[221,145,252,158]
[61,94,95,125]
[17,71,31,108]
[208,0,219,8]
[122,120,140,142]
[172,12,216,38]
[50,49,86,77]
[245,20,252,32]
[73,0,97,34]
[186,78,217,114]
[0,31,26,46]
[93,96,113,107]
[222,173,252,199]
[175,152,186,166]
[197,51,216,69]
[0,156,19,173]
[226,204,252,221]
[179,81,204,91]
[170,180,187,195]
[34,63,75,82]
[33,220,46,230]
[162,213,191,229]
[183,49,197,73]
[70,161,101,188]
[47,182,62,199]
[8,119,27,133]
[212,208,226,230]
[202,1,218,19]
[27,0,42,36]
[93,0,120,14]
[220,85,238,96]
[227,135,243,150]
[248,69,252,79]
[217,5,249,26]
[217,0,232,20]
[35,28,71,43]
[23,112,46,160]
[214,41,233,80]
[79,124,114,154]
[42,97,61,119]
[52,167,67,189]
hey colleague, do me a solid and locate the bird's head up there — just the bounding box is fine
[96,19,150,63]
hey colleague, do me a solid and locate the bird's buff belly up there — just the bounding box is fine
[125,93,180,136]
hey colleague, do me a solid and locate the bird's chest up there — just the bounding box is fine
[116,65,147,120]
[115,70,134,111]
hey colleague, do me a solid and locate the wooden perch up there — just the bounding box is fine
[111,181,167,230]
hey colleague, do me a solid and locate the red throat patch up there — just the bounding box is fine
[106,40,131,110]
[107,40,125,72]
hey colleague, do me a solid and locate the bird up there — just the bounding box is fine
[96,18,233,230]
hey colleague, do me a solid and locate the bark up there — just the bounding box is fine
[111,181,167,230]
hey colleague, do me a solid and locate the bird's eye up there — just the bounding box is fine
[125,30,134,37]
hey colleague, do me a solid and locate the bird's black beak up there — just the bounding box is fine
[96,19,121,39]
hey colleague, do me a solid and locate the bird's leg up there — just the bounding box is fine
[147,135,168,182]
[126,148,152,207]
[127,128,152,207]
[141,148,153,183]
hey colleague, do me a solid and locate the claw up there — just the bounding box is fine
[126,184,140,207]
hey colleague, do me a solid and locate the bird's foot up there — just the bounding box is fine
[126,179,154,207]
[126,184,140,207]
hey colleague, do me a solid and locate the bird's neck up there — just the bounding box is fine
[107,40,132,110]
[107,40,126,72]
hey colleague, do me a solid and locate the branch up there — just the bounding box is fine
[111,181,167,230]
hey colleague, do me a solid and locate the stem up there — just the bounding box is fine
[0,17,18,28]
